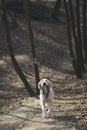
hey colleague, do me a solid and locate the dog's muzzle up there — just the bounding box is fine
[43,84,49,98]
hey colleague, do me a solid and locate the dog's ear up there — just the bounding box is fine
[48,80,52,88]
[38,82,41,89]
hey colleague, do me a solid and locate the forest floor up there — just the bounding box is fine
[0,2,87,130]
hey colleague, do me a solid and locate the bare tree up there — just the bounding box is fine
[82,0,87,63]
[63,0,86,78]
[52,0,62,19]
[76,0,84,72]
[1,0,35,96]
[63,0,76,73]
[25,0,40,95]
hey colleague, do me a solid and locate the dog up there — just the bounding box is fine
[38,78,54,118]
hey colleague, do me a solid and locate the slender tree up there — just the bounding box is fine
[63,0,86,78]
[25,0,40,95]
[68,0,83,78]
[52,0,62,19]
[76,0,84,72]
[82,0,87,63]
[63,0,76,73]
[1,0,35,96]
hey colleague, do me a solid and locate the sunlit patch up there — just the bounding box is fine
[15,54,30,62]
[0,60,6,66]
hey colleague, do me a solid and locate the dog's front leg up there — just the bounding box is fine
[40,100,47,118]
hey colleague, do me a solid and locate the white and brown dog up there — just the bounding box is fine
[38,78,54,118]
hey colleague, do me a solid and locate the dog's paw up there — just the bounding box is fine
[42,113,48,118]
[43,113,50,118]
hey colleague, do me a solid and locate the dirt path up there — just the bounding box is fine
[0,62,87,130]
[0,89,87,130]
[0,97,81,130]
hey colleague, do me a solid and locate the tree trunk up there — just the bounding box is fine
[68,0,82,78]
[1,0,35,96]
[52,0,62,19]
[63,0,76,73]
[82,0,87,63]
[76,0,84,72]
[25,0,40,95]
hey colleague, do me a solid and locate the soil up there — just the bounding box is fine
[0,2,87,130]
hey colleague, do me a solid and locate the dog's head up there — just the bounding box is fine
[38,78,52,97]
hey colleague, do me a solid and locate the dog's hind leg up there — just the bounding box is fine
[47,102,54,117]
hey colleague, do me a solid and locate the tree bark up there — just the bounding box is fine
[1,0,35,96]
[82,0,87,63]
[52,0,62,19]
[68,0,82,78]
[25,0,40,95]
[76,0,84,72]
[63,0,76,73]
